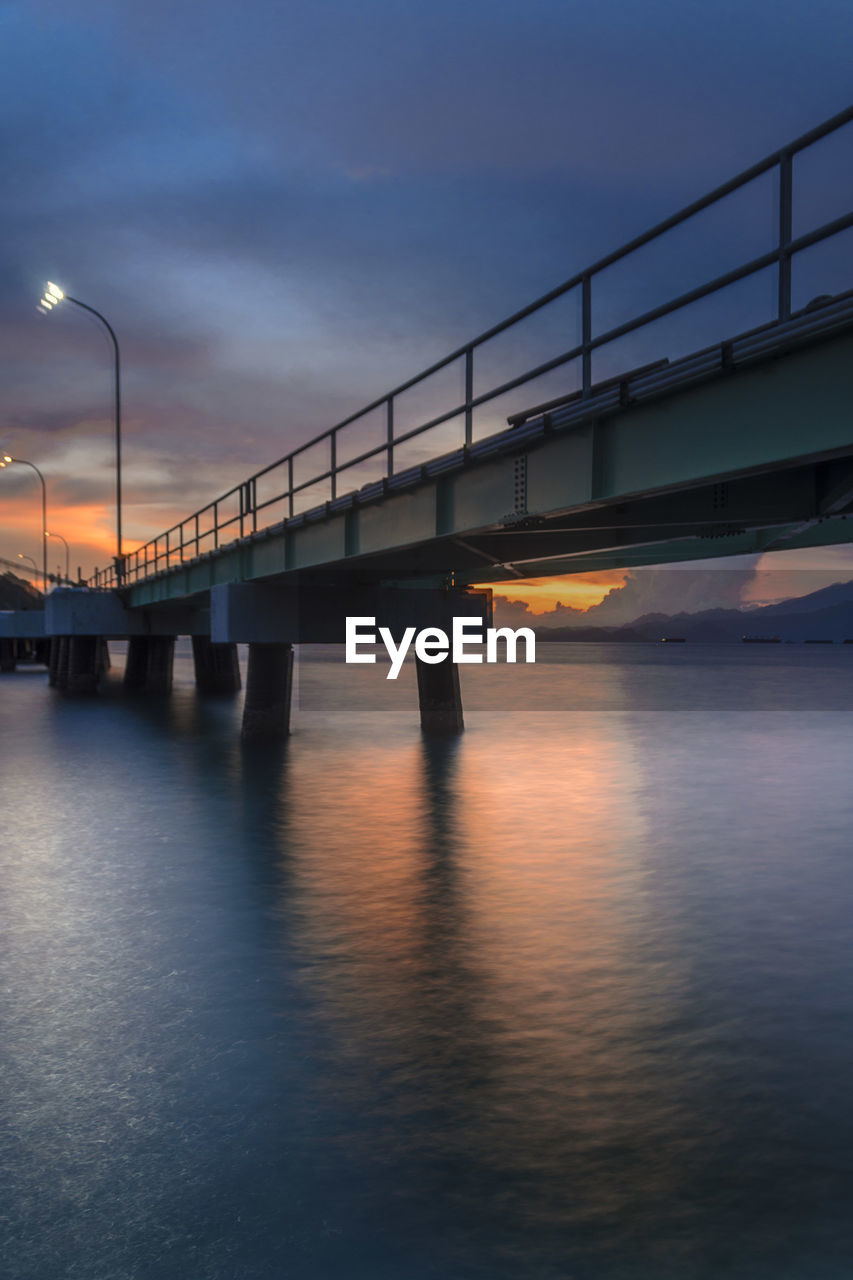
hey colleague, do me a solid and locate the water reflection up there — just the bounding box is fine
[4,649,853,1276]
[272,719,712,1268]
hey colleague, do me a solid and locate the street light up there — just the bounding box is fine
[2,455,48,592]
[46,530,70,583]
[38,281,123,579]
[17,553,38,576]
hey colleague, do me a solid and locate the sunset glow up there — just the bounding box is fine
[484,572,628,615]
[0,498,145,576]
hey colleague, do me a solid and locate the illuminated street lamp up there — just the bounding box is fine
[2,455,48,592]
[46,530,70,583]
[38,282,123,579]
[17,553,38,576]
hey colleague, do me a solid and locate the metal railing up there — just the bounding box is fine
[91,104,853,589]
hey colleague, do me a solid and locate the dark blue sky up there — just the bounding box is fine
[2,0,852,584]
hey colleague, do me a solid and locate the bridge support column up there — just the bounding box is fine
[124,636,149,689]
[416,657,464,734]
[242,643,293,741]
[48,636,61,686]
[67,635,102,695]
[56,637,70,691]
[145,636,175,694]
[0,639,16,673]
[100,639,111,673]
[124,635,175,693]
[192,636,242,694]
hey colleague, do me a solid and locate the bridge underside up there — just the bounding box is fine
[120,316,853,611]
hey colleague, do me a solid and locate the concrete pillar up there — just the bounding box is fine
[99,638,111,673]
[56,637,70,691]
[124,635,174,693]
[0,639,16,673]
[48,636,61,686]
[67,635,102,695]
[124,636,150,690]
[416,657,464,734]
[145,636,175,694]
[242,642,293,741]
[192,635,242,694]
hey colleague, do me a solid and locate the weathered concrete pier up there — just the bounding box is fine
[2,582,491,739]
[191,636,241,695]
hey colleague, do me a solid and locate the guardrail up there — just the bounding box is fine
[91,104,853,589]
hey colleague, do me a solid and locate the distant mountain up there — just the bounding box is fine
[537,579,853,642]
[741,579,853,617]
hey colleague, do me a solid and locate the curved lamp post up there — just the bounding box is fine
[38,282,123,579]
[2,455,47,592]
[46,530,70,583]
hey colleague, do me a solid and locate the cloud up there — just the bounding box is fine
[493,566,760,628]
[3,0,853,577]
[493,557,853,629]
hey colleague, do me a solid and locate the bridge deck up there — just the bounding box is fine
[81,103,853,606]
[116,295,853,611]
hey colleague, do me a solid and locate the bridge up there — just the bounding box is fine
[3,105,853,734]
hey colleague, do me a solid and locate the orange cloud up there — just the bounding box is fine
[481,570,628,615]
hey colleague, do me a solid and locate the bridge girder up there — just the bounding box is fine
[116,322,853,609]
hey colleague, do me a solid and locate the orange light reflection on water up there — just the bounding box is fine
[275,714,718,1248]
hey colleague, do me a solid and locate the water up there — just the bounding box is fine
[3,643,853,1279]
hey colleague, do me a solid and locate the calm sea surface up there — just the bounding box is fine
[3,643,853,1279]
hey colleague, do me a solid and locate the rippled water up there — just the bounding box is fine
[3,643,853,1278]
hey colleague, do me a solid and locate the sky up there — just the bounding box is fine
[2,0,853,608]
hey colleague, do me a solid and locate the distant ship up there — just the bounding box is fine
[660,636,686,643]
[742,635,781,643]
